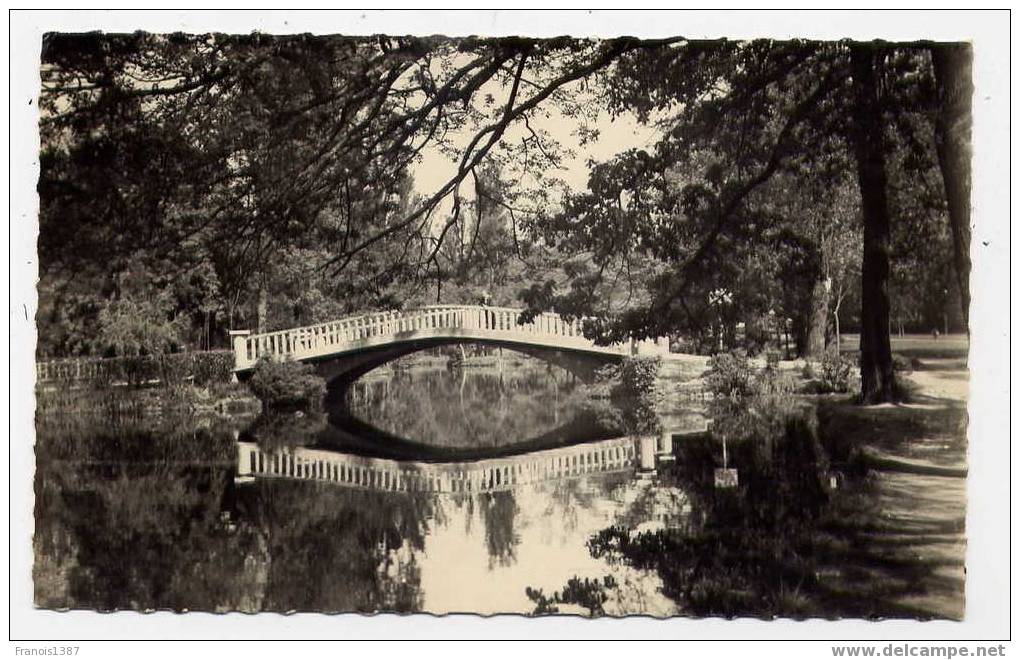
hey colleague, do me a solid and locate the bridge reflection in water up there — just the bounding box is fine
[236,428,701,494]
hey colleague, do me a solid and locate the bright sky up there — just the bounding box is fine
[409,67,662,219]
[413,111,659,195]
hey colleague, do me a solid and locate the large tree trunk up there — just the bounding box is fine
[931,44,973,333]
[850,45,897,403]
[833,304,842,353]
[805,278,830,359]
[257,282,268,335]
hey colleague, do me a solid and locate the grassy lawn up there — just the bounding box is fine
[837,333,970,361]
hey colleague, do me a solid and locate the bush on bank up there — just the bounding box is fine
[816,348,860,395]
[247,358,326,412]
[617,356,662,400]
[705,350,754,398]
[610,356,663,435]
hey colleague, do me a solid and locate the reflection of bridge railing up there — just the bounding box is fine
[230,305,669,371]
[236,436,639,494]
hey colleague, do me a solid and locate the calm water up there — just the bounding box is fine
[33,356,966,618]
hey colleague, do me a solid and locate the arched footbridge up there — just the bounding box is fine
[230,305,673,384]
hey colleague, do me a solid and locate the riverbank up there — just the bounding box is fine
[36,381,262,419]
[35,349,262,418]
[631,338,968,620]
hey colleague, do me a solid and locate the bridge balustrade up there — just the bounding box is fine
[236,436,638,494]
[36,358,103,383]
[231,305,653,371]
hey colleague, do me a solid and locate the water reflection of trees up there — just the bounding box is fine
[480,492,519,568]
[569,394,960,619]
[34,420,261,612]
[582,397,838,618]
[33,416,438,614]
[236,480,435,613]
[344,365,591,449]
[544,472,634,538]
[246,410,328,454]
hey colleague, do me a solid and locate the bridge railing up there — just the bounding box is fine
[36,357,106,384]
[233,305,655,370]
[236,436,638,494]
[37,350,236,387]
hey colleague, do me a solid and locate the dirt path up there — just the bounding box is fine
[814,341,969,620]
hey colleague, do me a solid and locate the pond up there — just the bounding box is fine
[33,350,966,619]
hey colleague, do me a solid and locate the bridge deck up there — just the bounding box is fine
[231,305,669,371]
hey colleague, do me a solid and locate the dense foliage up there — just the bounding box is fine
[705,351,755,398]
[247,359,327,411]
[817,349,862,395]
[616,356,662,400]
[38,34,971,403]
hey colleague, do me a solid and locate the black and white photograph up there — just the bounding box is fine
[9,8,1012,645]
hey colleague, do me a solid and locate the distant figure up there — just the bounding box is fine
[480,291,491,306]
[932,327,940,341]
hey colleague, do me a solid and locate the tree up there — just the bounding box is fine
[38,34,668,353]
[745,170,861,357]
[848,44,896,402]
[520,40,965,402]
[930,44,973,332]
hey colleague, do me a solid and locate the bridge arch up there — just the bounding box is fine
[312,338,624,390]
[230,305,670,386]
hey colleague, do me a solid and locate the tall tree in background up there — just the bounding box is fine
[849,44,896,402]
[930,43,973,332]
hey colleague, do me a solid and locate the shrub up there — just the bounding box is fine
[593,363,621,383]
[617,356,661,400]
[753,366,796,396]
[818,348,859,394]
[526,576,616,617]
[153,351,235,388]
[248,358,326,411]
[607,357,662,435]
[706,350,753,398]
[189,351,236,387]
